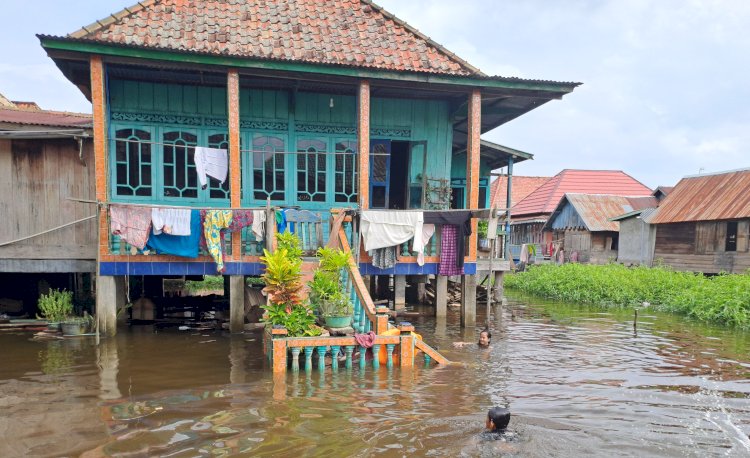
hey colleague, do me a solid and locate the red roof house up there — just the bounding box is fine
[489,175,550,209]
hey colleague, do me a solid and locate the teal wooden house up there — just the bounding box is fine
[40,0,578,334]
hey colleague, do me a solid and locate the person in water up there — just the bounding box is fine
[486,407,511,432]
[453,328,491,348]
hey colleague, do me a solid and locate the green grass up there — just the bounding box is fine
[505,263,750,329]
[185,275,225,293]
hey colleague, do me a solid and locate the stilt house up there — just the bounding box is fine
[0,98,93,315]
[649,168,750,274]
[39,0,578,335]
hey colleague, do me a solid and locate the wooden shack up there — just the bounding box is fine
[649,169,750,274]
[0,98,94,314]
[543,193,657,264]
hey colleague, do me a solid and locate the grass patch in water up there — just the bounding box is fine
[505,263,750,329]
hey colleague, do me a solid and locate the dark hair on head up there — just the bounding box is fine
[488,407,510,431]
[480,328,492,339]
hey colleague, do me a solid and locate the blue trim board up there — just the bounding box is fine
[99,262,264,276]
[98,261,476,276]
[358,262,476,276]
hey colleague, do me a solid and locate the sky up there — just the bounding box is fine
[2,0,749,188]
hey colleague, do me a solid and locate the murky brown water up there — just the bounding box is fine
[2,296,749,457]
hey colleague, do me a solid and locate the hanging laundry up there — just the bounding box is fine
[109,204,152,250]
[203,210,233,273]
[194,147,228,190]
[360,210,424,256]
[370,246,397,269]
[151,207,192,236]
[438,224,464,276]
[424,211,472,268]
[416,224,436,266]
[519,243,530,264]
[251,209,266,240]
[146,210,201,258]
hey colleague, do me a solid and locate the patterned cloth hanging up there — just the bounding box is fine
[438,224,464,276]
[109,204,152,250]
[202,210,233,273]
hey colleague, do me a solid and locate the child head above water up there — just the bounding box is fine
[486,407,510,432]
[478,329,491,347]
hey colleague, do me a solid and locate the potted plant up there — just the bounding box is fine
[260,232,322,337]
[62,312,95,336]
[309,247,354,328]
[37,288,73,331]
[477,220,491,252]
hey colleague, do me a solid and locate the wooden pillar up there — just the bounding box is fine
[435,275,448,317]
[461,274,477,328]
[358,80,370,209]
[227,70,242,259]
[229,275,245,333]
[394,275,406,310]
[466,89,481,263]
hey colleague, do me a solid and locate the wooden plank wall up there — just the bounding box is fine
[654,221,750,273]
[0,138,96,266]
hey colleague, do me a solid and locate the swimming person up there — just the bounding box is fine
[486,407,511,432]
[453,328,491,348]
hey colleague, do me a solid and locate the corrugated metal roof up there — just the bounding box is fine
[546,193,658,232]
[649,168,750,223]
[0,106,91,128]
[512,169,653,217]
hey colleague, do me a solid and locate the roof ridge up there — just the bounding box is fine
[0,105,92,118]
[362,0,483,76]
[69,0,161,39]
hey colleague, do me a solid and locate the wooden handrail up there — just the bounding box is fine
[338,226,384,333]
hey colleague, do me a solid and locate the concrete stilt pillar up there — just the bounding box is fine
[494,271,505,302]
[96,275,123,336]
[460,275,477,328]
[416,275,428,303]
[435,275,448,317]
[394,275,407,310]
[229,275,245,333]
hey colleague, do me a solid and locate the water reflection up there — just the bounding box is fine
[0,295,748,457]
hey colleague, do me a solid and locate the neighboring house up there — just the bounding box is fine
[0,96,94,314]
[648,168,750,274]
[610,186,674,266]
[509,169,653,258]
[543,193,657,264]
[39,0,579,332]
[489,174,550,210]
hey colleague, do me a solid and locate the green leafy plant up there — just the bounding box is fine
[308,247,353,318]
[260,233,321,337]
[506,263,750,329]
[37,289,73,322]
[477,220,489,239]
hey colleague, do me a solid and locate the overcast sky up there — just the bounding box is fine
[2,0,749,188]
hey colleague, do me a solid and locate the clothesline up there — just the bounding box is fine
[108,137,391,155]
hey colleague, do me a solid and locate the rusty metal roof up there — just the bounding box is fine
[649,168,750,224]
[0,106,91,128]
[545,193,658,232]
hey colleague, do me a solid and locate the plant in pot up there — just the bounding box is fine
[62,312,96,336]
[37,288,73,331]
[309,247,354,328]
[260,232,322,337]
[477,220,491,252]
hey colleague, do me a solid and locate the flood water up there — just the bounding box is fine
[2,295,749,457]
